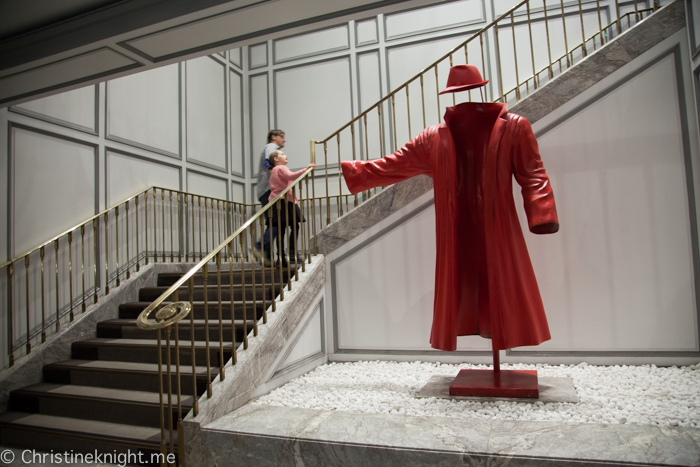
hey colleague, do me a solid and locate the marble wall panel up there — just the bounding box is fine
[274,25,349,63]
[12,85,97,134]
[517,52,697,352]
[186,57,227,171]
[384,0,485,41]
[106,64,180,156]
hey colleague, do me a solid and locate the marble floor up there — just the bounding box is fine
[189,396,700,467]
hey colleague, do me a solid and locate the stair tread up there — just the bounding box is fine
[45,359,217,376]
[0,412,163,444]
[75,338,234,349]
[14,383,193,406]
[100,318,256,326]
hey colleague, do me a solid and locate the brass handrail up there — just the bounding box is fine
[0,187,253,271]
[136,167,315,330]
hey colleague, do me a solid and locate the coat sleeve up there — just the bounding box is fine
[341,127,434,194]
[512,116,559,234]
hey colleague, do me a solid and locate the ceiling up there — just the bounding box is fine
[0,0,438,107]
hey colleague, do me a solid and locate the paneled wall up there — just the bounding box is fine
[327,29,700,364]
[0,52,246,264]
[1,0,651,263]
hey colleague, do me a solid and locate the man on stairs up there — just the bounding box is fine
[253,129,285,265]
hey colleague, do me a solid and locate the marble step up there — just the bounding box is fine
[9,383,192,429]
[0,412,168,464]
[119,301,268,321]
[156,268,295,287]
[72,337,235,367]
[97,318,256,343]
[43,359,217,395]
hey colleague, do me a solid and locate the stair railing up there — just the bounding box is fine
[0,187,255,370]
[307,0,664,235]
[136,167,315,466]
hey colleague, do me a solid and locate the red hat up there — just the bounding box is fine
[439,65,488,94]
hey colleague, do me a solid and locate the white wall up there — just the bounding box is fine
[326,29,700,365]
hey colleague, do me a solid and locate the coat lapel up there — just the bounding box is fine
[482,104,509,221]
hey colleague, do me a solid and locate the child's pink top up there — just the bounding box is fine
[268,165,307,203]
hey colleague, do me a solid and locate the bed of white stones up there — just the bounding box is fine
[253,361,700,427]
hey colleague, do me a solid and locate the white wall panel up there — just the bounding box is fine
[275,58,353,171]
[690,0,700,51]
[356,18,379,46]
[107,64,180,156]
[249,43,268,69]
[231,181,245,203]
[280,306,323,368]
[274,25,349,63]
[384,0,484,40]
[186,57,227,171]
[334,205,491,351]
[106,151,181,206]
[12,85,97,133]
[357,51,384,158]
[495,10,606,100]
[518,53,697,351]
[12,127,96,256]
[387,35,467,146]
[249,73,269,177]
[187,171,228,200]
[229,48,242,67]
[230,70,244,176]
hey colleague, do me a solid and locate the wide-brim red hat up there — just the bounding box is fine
[439,65,488,94]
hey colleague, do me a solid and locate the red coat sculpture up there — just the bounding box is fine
[341,100,559,352]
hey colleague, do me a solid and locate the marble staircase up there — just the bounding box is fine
[0,266,292,464]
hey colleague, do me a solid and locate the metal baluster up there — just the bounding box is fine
[170,191,174,263]
[104,212,109,295]
[115,207,120,288]
[350,121,358,208]
[434,65,441,121]
[449,54,455,106]
[177,193,182,262]
[579,0,587,57]
[480,34,488,100]
[8,263,14,366]
[324,141,330,226]
[405,86,412,141]
[337,134,343,217]
[81,227,86,311]
[156,326,166,460]
[198,197,203,262]
[135,195,141,271]
[24,256,31,354]
[391,94,398,150]
[615,0,621,35]
[560,0,570,67]
[228,243,238,364]
[68,232,74,320]
[161,189,166,263]
[125,201,131,279]
[188,277,198,415]
[419,75,427,129]
[511,11,521,100]
[527,1,537,89]
[92,219,98,304]
[40,247,46,341]
[543,0,554,78]
[54,239,60,330]
[216,252,225,381]
[202,263,212,398]
[144,191,149,265]
[495,21,504,102]
[153,188,158,263]
[239,234,252,345]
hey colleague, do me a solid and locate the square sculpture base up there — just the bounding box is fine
[449,369,539,398]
